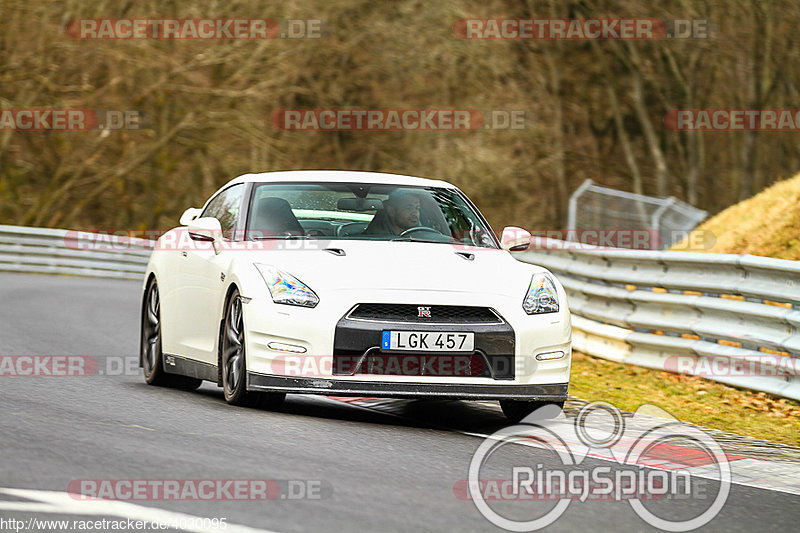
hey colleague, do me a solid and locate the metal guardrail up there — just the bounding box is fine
[517,239,800,400]
[0,225,152,280]
[0,224,797,399]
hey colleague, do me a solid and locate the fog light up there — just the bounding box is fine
[535,351,565,361]
[267,342,307,353]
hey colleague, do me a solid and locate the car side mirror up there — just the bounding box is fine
[188,217,223,254]
[180,207,202,226]
[501,226,531,251]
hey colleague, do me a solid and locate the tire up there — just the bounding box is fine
[500,400,565,423]
[221,288,285,410]
[141,278,202,390]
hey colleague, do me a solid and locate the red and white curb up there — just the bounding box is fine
[327,396,800,496]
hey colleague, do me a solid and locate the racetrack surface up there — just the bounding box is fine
[1,272,798,532]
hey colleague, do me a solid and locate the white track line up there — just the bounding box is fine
[0,488,280,533]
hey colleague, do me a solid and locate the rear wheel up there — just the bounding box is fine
[141,278,202,390]
[221,289,285,410]
[500,400,564,423]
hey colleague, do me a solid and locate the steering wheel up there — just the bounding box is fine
[398,226,440,237]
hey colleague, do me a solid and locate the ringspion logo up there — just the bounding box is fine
[465,402,731,531]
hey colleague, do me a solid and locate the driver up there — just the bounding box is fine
[366,189,421,235]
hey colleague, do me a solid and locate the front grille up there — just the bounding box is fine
[347,304,502,324]
[332,349,513,379]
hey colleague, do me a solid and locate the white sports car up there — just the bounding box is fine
[140,170,571,421]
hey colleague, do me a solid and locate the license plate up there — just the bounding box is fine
[381,331,474,352]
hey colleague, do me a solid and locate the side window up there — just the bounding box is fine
[201,184,244,239]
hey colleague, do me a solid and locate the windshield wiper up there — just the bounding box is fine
[390,236,447,243]
[251,234,311,240]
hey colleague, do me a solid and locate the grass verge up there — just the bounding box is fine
[569,351,800,446]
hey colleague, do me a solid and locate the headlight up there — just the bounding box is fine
[522,273,559,315]
[254,264,319,308]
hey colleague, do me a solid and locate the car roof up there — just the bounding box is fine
[221,170,455,190]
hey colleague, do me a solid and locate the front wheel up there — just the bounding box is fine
[141,278,202,390]
[221,289,285,410]
[500,400,564,423]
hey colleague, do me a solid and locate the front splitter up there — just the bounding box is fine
[247,372,568,401]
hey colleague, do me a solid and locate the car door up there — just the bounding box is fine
[175,184,244,364]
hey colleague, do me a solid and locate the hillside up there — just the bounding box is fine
[2,0,800,232]
[680,173,800,260]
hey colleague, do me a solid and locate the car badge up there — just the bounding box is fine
[417,306,431,318]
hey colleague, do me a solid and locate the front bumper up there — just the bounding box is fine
[246,372,569,400]
[242,288,572,390]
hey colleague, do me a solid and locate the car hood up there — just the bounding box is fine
[238,240,546,297]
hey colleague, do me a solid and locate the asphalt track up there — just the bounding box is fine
[0,272,798,532]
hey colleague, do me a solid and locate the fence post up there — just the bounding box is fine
[650,197,677,248]
[567,179,593,232]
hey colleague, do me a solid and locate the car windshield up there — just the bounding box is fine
[246,182,497,248]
